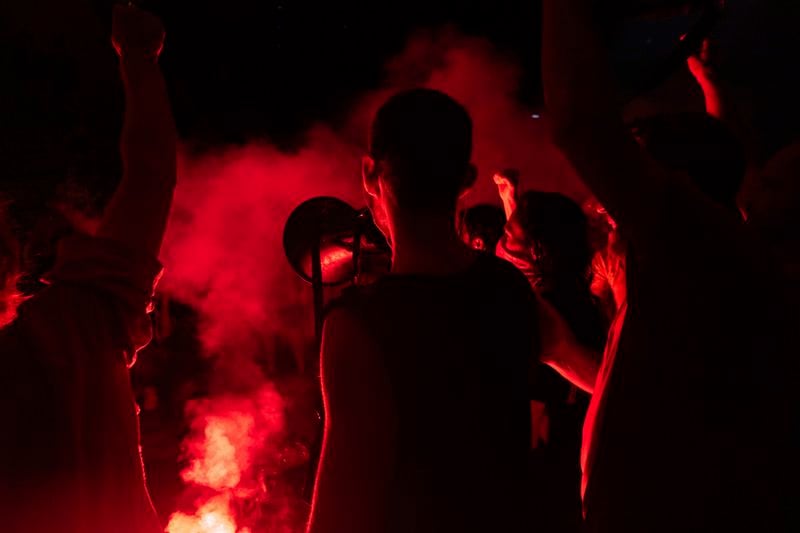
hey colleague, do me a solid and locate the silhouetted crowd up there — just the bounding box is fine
[1,2,798,533]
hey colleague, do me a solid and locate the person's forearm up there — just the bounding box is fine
[536,293,599,393]
[98,54,176,258]
[501,198,514,221]
[542,345,599,394]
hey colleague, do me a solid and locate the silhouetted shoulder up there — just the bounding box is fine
[482,253,538,292]
[330,254,538,322]
[322,253,537,532]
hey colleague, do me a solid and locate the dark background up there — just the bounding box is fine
[0,0,541,187]
[0,0,554,252]
[1,0,796,271]
[2,0,798,202]
[4,0,790,209]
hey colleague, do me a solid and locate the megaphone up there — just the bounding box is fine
[282,196,390,345]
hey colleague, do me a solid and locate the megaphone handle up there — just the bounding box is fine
[352,221,364,285]
[311,239,325,350]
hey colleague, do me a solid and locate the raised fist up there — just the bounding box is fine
[493,169,519,219]
[112,3,165,60]
[493,172,517,198]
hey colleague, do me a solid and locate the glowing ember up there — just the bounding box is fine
[183,413,254,490]
[167,385,290,532]
[167,494,237,533]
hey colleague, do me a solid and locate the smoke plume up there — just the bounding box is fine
[159,28,582,533]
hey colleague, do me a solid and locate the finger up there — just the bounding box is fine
[493,174,510,186]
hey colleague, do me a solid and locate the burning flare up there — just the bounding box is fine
[166,385,289,533]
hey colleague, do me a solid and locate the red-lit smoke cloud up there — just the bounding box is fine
[162,130,363,370]
[158,28,583,533]
[352,28,584,204]
[166,384,307,533]
[161,28,582,365]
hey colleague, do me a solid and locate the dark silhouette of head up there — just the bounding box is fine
[459,204,505,252]
[512,191,592,289]
[631,112,746,210]
[364,88,476,216]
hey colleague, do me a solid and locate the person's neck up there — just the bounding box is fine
[387,208,477,275]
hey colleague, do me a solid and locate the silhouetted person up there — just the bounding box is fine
[493,173,603,394]
[498,189,607,533]
[543,1,792,531]
[0,6,175,533]
[307,89,539,533]
[458,203,505,252]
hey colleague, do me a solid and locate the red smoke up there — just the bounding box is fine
[156,28,582,532]
[167,495,239,533]
[162,130,363,365]
[181,387,285,491]
[160,28,581,366]
[165,384,309,533]
[352,28,584,204]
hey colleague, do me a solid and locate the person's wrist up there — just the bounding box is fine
[120,48,160,65]
[119,52,160,82]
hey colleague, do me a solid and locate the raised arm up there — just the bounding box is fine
[98,5,176,258]
[542,0,667,233]
[493,170,519,221]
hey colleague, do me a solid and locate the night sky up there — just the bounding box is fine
[2,1,794,217]
[1,1,542,141]
[0,0,544,218]
[160,0,543,143]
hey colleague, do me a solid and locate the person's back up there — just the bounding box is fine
[333,253,536,532]
[307,89,539,532]
[581,189,784,532]
[541,2,793,528]
[581,113,787,532]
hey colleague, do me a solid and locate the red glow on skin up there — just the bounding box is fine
[167,494,240,533]
[687,49,723,118]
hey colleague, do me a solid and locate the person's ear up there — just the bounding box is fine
[362,156,381,198]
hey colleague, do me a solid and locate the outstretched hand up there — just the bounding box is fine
[493,172,518,221]
[112,3,165,60]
